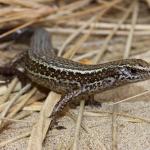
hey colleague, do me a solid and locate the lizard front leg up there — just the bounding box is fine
[50,89,87,126]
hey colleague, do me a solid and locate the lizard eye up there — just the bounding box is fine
[130,68,137,74]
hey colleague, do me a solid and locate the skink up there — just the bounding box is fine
[9,28,150,121]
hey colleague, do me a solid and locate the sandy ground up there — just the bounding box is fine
[0,80,150,150]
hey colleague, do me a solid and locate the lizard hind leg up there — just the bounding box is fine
[0,64,29,86]
[0,51,29,86]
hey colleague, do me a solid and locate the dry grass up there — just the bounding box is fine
[0,0,150,150]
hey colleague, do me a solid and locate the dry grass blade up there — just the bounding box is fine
[27,92,61,150]
[84,111,150,124]
[73,50,98,61]
[123,1,139,59]
[0,89,44,113]
[58,15,97,56]
[59,0,91,11]
[0,111,33,137]
[0,20,36,39]
[111,90,150,105]
[63,17,97,59]
[98,0,126,11]
[0,77,19,104]
[0,8,47,24]
[145,0,150,7]
[68,20,150,30]
[72,100,85,150]
[47,0,91,21]
[45,27,150,36]
[0,6,56,38]
[57,5,104,21]
[7,87,37,118]
[94,3,134,63]
[23,102,42,111]
[0,131,30,148]
[58,0,121,57]
[112,1,139,150]
[67,111,88,133]
[0,0,44,8]
[112,104,119,150]
[0,116,32,123]
[14,110,33,120]
[0,83,31,128]
[59,20,150,31]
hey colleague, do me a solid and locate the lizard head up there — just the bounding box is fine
[116,59,150,83]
